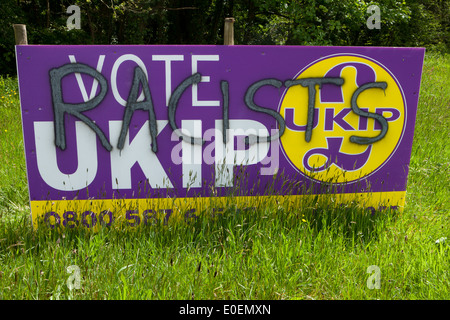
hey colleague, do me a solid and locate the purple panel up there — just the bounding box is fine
[15,45,425,202]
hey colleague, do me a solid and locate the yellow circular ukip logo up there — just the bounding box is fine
[278,54,406,184]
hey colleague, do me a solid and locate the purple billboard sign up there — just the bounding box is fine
[15,45,424,228]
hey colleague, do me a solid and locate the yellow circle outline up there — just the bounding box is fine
[277,53,407,184]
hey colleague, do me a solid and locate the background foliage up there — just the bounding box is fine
[0,0,448,76]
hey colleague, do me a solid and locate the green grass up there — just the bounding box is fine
[0,76,28,216]
[0,52,448,300]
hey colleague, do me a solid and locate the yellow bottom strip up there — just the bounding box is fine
[30,191,406,230]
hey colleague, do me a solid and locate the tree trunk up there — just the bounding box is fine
[46,0,50,28]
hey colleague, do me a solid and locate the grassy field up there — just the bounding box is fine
[0,52,448,300]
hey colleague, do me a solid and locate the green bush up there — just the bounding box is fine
[0,0,448,76]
